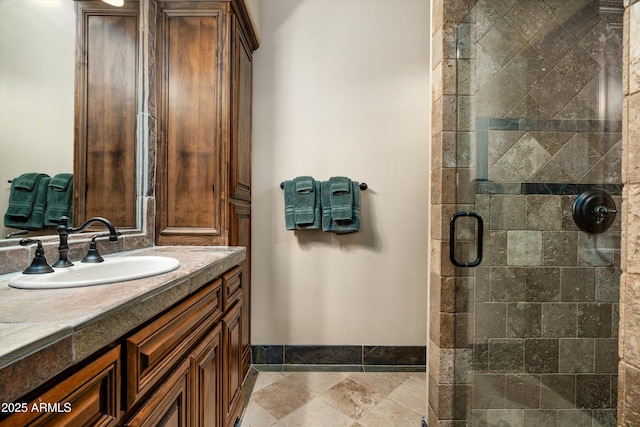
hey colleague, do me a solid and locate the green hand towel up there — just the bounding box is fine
[12,172,41,191]
[328,176,352,221]
[45,173,73,226]
[284,177,321,230]
[293,176,316,225]
[4,173,51,230]
[321,180,361,234]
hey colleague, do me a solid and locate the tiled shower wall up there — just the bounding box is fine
[468,189,620,426]
[430,1,624,426]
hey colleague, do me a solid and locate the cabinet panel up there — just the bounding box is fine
[230,17,253,201]
[0,346,120,427]
[222,301,243,427]
[75,2,138,229]
[229,201,251,376]
[124,359,190,427]
[156,3,229,245]
[126,280,221,409]
[190,324,222,427]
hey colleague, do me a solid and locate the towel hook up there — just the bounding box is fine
[280,181,368,190]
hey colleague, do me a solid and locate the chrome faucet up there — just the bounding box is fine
[54,216,119,267]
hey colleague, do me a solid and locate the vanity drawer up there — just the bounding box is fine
[223,266,243,310]
[0,346,121,427]
[125,279,222,409]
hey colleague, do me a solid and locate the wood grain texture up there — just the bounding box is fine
[75,2,138,228]
[189,323,223,427]
[156,3,230,245]
[222,300,243,427]
[230,17,253,201]
[124,358,190,427]
[229,200,251,376]
[0,346,120,426]
[125,279,221,409]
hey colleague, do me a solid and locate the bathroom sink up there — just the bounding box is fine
[8,256,181,289]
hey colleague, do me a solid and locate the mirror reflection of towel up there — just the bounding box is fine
[4,173,51,230]
[45,173,73,226]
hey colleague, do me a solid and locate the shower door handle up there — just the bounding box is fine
[449,212,483,267]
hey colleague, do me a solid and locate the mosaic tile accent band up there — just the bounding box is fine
[475,117,623,185]
[252,345,426,367]
[478,117,622,132]
[476,182,623,195]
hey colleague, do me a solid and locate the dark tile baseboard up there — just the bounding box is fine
[251,345,426,367]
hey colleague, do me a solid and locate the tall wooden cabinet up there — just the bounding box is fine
[155,0,257,378]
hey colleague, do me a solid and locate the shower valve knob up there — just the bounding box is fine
[594,205,621,224]
[573,190,618,234]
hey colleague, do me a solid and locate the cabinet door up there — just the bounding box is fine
[126,280,221,409]
[222,301,244,427]
[229,16,253,201]
[124,359,190,427]
[156,2,230,246]
[190,324,222,427]
[0,346,120,427]
[229,201,251,377]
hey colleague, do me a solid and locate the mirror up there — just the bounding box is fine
[0,0,144,243]
[0,0,75,240]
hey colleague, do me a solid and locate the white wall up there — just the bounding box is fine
[245,0,262,43]
[0,0,75,238]
[252,0,430,345]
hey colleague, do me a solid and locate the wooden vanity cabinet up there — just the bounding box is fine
[124,271,244,427]
[0,264,245,427]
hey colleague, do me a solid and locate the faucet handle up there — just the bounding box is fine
[6,230,28,239]
[19,239,54,274]
[82,234,107,263]
[81,232,122,263]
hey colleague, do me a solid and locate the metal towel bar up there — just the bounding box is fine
[280,181,368,190]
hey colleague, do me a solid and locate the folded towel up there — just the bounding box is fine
[321,179,361,234]
[45,173,73,226]
[284,177,321,230]
[4,173,51,230]
[293,176,316,225]
[12,173,41,192]
[328,176,353,221]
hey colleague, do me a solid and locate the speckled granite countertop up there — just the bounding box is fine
[0,246,245,403]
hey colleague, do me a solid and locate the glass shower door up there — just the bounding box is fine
[450,1,623,426]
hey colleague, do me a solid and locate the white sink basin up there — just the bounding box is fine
[8,256,181,289]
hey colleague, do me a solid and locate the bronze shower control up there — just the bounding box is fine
[572,189,620,234]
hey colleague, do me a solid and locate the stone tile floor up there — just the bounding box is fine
[239,368,426,427]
